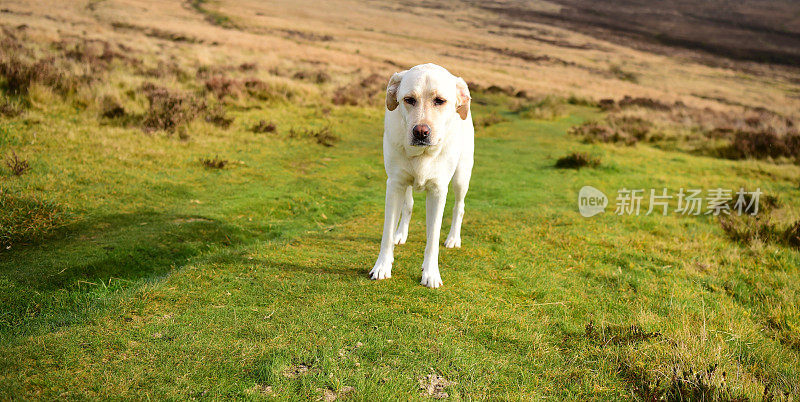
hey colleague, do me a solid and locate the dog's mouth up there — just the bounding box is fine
[410,138,432,147]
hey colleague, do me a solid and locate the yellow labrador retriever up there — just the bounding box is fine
[370,63,474,288]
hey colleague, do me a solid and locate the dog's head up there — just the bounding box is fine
[386,64,470,147]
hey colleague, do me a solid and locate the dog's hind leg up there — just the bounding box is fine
[393,185,413,245]
[445,161,472,249]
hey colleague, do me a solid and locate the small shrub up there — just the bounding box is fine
[205,75,242,99]
[555,152,600,169]
[617,95,672,111]
[722,129,796,160]
[598,98,616,110]
[141,84,205,133]
[200,156,227,169]
[5,151,30,176]
[610,115,651,140]
[331,73,383,106]
[251,120,276,133]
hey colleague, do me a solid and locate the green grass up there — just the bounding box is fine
[1,95,799,399]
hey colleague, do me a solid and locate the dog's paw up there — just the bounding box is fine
[369,258,392,280]
[393,228,408,245]
[444,233,461,248]
[420,269,443,288]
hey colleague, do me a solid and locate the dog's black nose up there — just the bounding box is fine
[412,124,431,143]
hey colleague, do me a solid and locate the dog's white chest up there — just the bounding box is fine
[407,152,449,191]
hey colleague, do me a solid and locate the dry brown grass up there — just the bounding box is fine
[1,0,797,120]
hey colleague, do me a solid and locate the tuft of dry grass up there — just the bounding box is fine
[5,151,30,176]
[199,156,227,169]
[0,192,65,249]
[251,120,276,133]
[289,126,338,147]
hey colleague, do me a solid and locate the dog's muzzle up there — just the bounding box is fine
[411,124,432,146]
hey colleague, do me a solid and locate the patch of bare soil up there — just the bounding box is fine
[419,372,455,399]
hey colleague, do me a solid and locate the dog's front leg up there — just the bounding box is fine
[370,178,405,280]
[420,183,448,288]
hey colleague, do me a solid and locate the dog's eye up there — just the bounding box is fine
[404,97,416,106]
[433,97,446,106]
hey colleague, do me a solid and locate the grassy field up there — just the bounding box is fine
[2,0,800,400]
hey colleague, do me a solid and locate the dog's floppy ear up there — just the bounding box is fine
[385,70,406,111]
[455,77,471,120]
